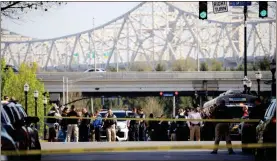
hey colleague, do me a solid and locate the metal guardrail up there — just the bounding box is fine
[37,71,272,81]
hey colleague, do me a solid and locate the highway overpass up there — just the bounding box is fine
[37,71,272,94]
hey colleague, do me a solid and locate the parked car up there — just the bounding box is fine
[84,68,106,73]
[1,122,19,161]
[4,65,19,73]
[1,102,41,161]
[99,110,131,141]
[255,99,276,161]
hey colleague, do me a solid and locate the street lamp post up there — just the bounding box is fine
[270,59,276,98]
[34,90,39,117]
[43,96,47,140]
[242,76,248,94]
[24,83,29,115]
[34,90,38,128]
[255,70,262,98]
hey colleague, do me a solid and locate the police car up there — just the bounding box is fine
[100,110,131,141]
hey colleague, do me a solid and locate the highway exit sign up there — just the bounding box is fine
[229,1,252,6]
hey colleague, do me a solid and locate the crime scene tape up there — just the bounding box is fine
[1,143,276,156]
[43,116,260,123]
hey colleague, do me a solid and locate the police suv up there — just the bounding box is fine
[100,110,131,141]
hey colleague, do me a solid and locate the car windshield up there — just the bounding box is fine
[227,106,246,118]
[100,111,131,118]
[15,104,27,118]
[1,107,11,124]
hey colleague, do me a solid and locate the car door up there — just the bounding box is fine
[256,100,276,143]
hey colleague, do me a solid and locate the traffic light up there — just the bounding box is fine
[199,1,208,20]
[159,92,163,96]
[259,2,268,18]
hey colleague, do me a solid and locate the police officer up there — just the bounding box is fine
[128,107,140,141]
[211,100,235,154]
[175,108,189,141]
[138,108,146,141]
[79,108,91,142]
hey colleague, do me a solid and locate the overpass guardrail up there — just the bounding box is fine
[37,71,272,81]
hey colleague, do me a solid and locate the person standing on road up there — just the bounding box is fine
[58,107,69,142]
[211,100,235,155]
[249,98,265,121]
[138,108,146,141]
[175,108,189,141]
[128,107,140,141]
[147,113,156,141]
[187,107,203,141]
[79,108,91,142]
[104,108,117,142]
[66,105,79,142]
[93,110,103,142]
[46,104,61,142]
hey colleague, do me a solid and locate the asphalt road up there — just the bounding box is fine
[41,150,254,161]
[40,141,254,161]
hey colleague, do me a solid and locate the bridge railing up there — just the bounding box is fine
[37,71,272,81]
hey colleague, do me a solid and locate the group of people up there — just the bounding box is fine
[46,105,93,142]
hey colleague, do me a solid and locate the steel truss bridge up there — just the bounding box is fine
[1,2,276,72]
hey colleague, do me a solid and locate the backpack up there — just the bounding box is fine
[93,115,102,128]
[46,112,57,123]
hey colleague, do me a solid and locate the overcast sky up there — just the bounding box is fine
[2,2,140,39]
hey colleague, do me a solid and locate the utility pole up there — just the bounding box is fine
[243,4,248,77]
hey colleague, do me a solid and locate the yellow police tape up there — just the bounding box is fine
[43,116,260,123]
[2,143,276,156]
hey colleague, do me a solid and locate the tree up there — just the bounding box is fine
[1,59,7,94]
[155,62,166,71]
[2,62,47,136]
[236,64,244,71]
[1,2,65,19]
[172,57,197,71]
[210,59,223,71]
[200,62,209,71]
[131,62,152,71]
[143,97,164,117]
[257,57,271,70]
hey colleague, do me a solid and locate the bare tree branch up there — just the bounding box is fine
[1,1,65,20]
[1,1,21,11]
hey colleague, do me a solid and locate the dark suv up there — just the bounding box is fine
[1,102,41,161]
[255,99,276,161]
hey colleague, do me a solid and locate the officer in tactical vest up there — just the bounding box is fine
[128,107,140,141]
[211,100,235,155]
[175,108,189,141]
[138,108,146,141]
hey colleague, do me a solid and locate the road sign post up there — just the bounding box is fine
[212,2,228,14]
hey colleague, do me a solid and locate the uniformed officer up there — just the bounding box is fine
[138,108,146,141]
[175,108,189,141]
[211,100,235,154]
[128,107,140,141]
